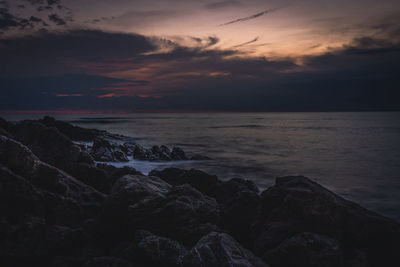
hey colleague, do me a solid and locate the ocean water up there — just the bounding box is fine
[4,112,400,221]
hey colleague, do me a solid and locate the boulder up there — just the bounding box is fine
[83,257,133,267]
[39,116,100,141]
[0,135,106,226]
[263,232,345,267]
[129,184,220,246]
[149,168,219,196]
[150,168,260,246]
[97,175,172,240]
[116,230,188,266]
[90,138,128,162]
[182,232,268,267]
[252,176,400,267]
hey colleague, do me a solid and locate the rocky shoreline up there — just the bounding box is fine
[0,116,399,267]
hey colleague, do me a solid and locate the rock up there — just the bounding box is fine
[97,175,172,240]
[252,176,400,267]
[190,154,212,160]
[91,138,128,162]
[117,230,188,266]
[83,257,133,267]
[149,168,219,196]
[72,163,112,194]
[123,142,191,162]
[98,174,219,246]
[171,147,188,160]
[182,232,269,267]
[97,164,142,186]
[13,120,95,169]
[128,184,220,246]
[149,168,260,246]
[39,116,100,141]
[263,232,345,267]
[213,178,261,247]
[0,135,106,226]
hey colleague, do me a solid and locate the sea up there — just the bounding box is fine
[3,112,400,221]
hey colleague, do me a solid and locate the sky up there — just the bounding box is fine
[0,0,400,111]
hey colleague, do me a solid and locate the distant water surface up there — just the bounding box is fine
[4,112,400,221]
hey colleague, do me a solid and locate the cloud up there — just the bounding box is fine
[232,37,259,48]
[205,0,241,10]
[48,13,65,25]
[219,7,282,26]
[1,27,399,111]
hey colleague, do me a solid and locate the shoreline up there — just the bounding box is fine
[1,116,399,266]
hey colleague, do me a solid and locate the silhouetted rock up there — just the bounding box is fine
[149,168,219,196]
[97,174,172,240]
[263,232,345,267]
[83,257,133,267]
[150,168,260,246]
[0,135,106,265]
[182,232,268,267]
[171,147,188,160]
[91,138,128,162]
[129,184,220,246]
[116,230,188,267]
[40,116,101,141]
[0,135,106,225]
[252,176,400,267]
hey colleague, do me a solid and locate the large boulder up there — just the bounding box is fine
[116,230,188,266]
[149,168,219,196]
[13,120,94,169]
[39,116,100,141]
[98,174,220,246]
[0,135,106,265]
[150,168,261,246]
[252,176,400,267]
[263,232,346,267]
[182,232,268,267]
[97,174,172,240]
[0,135,106,226]
[129,184,220,246]
[90,138,128,162]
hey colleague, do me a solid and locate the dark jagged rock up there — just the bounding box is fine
[190,154,212,160]
[13,120,94,168]
[263,232,346,267]
[252,176,400,267]
[182,232,269,267]
[83,257,133,267]
[97,163,142,185]
[213,178,261,247]
[97,174,220,246]
[149,168,219,196]
[150,168,260,246]
[39,116,101,141]
[90,138,128,162]
[171,147,188,160]
[128,184,220,246]
[116,230,188,267]
[97,174,172,240]
[0,135,106,226]
[0,135,106,265]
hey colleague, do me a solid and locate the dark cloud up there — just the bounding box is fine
[205,0,241,10]
[219,7,282,26]
[0,30,156,76]
[48,13,65,25]
[0,28,399,111]
[0,7,20,30]
[0,7,45,30]
[232,37,259,48]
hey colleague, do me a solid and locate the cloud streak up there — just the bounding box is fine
[219,7,281,26]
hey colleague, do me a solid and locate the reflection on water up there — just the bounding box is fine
[4,112,400,221]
